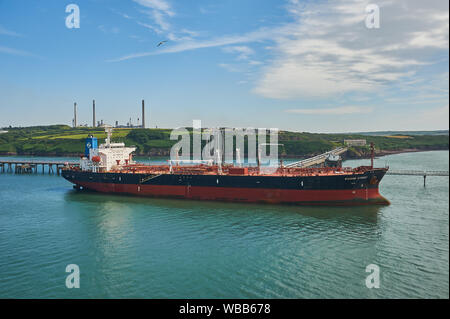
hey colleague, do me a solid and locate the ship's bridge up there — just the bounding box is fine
[80,126,136,172]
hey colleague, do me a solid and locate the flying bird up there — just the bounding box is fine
[157,40,168,47]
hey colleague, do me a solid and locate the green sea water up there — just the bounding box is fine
[0,151,448,298]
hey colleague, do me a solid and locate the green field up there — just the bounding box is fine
[0,125,448,158]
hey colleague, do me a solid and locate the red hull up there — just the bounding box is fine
[74,181,390,205]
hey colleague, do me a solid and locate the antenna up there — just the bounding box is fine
[104,125,113,147]
[216,149,222,174]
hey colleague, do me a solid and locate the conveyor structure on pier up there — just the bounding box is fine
[284,147,348,168]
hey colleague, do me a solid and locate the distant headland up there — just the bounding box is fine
[0,125,448,159]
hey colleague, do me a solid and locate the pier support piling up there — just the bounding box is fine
[0,160,80,175]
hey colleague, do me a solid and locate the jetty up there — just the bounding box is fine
[285,147,348,168]
[0,158,448,187]
[386,169,449,186]
[0,160,79,175]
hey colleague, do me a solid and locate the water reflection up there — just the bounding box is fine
[64,189,382,226]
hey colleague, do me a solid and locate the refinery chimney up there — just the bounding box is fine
[93,100,96,127]
[142,99,145,128]
[73,102,77,128]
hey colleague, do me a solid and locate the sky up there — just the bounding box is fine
[0,0,448,132]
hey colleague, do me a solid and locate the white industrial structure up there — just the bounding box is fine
[344,139,367,146]
[80,126,136,172]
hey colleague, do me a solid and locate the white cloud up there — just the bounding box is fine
[132,0,202,44]
[248,60,263,66]
[180,29,200,37]
[114,0,449,113]
[151,9,171,31]
[0,25,21,37]
[199,4,220,15]
[253,0,449,99]
[137,21,163,34]
[108,26,285,62]
[133,0,174,16]
[0,46,33,57]
[285,106,373,115]
[98,25,120,34]
[223,46,255,60]
[218,63,242,73]
[134,0,174,35]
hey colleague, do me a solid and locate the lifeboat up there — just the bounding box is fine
[92,156,101,163]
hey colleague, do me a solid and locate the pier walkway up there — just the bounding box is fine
[0,160,79,175]
[386,170,449,176]
[386,169,448,186]
[1,159,448,186]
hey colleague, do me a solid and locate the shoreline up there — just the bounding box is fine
[0,148,448,159]
[349,148,446,160]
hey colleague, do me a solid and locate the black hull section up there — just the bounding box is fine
[61,168,389,205]
[62,169,386,191]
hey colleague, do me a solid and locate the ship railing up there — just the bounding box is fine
[168,159,214,165]
[168,159,214,173]
[274,165,375,177]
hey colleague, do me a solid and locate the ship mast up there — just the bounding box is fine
[370,142,374,169]
[104,125,113,148]
[257,143,284,173]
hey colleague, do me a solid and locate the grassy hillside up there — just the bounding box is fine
[351,130,449,136]
[0,125,448,158]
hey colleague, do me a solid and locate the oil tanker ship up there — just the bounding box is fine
[61,128,389,205]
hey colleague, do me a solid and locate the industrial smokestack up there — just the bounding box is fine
[93,100,96,127]
[142,99,145,128]
[74,102,77,128]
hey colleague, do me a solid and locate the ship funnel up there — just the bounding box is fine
[85,135,98,157]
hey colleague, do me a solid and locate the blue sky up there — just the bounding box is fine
[0,0,448,132]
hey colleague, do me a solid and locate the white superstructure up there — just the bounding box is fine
[80,126,136,172]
